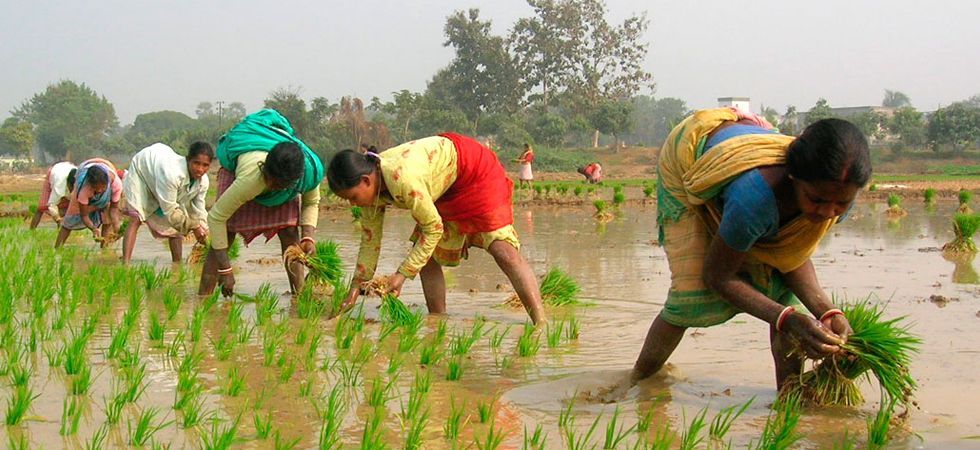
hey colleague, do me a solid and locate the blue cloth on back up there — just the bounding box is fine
[708,124,780,252]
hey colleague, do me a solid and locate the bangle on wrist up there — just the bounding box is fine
[217,267,233,275]
[775,306,796,332]
[300,236,315,246]
[819,308,844,322]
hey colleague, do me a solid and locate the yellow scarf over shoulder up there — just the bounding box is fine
[658,108,835,273]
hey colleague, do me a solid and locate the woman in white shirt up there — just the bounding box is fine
[121,142,213,264]
[30,161,77,229]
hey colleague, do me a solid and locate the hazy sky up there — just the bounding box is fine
[2,0,977,124]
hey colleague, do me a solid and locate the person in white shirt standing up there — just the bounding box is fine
[30,161,78,229]
[122,142,213,264]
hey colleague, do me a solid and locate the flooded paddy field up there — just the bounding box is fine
[0,199,977,449]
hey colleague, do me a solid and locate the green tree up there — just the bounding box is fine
[928,102,980,152]
[805,98,835,125]
[527,112,568,147]
[435,9,522,131]
[850,110,888,142]
[761,106,780,129]
[124,110,198,152]
[888,106,925,149]
[264,87,310,139]
[0,118,35,160]
[590,99,633,146]
[225,102,247,122]
[372,90,424,142]
[624,95,688,146]
[15,80,118,160]
[781,105,799,136]
[882,89,911,108]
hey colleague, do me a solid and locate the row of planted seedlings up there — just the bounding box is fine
[883,187,973,218]
[3,216,921,448]
[515,180,657,205]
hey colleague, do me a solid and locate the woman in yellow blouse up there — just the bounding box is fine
[328,133,545,324]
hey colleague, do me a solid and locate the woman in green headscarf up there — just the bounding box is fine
[198,109,325,297]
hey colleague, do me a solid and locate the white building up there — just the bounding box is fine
[717,97,751,112]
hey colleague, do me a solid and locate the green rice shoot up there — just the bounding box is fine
[943,213,980,254]
[781,301,920,413]
[540,267,581,306]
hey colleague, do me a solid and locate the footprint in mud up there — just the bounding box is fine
[503,366,682,413]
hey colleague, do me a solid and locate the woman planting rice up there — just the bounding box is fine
[516,143,535,189]
[121,142,213,264]
[29,161,77,229]
[328,133,546,324]
[631,108,871,391]
[197,109,324,297]
[54,158,123,248]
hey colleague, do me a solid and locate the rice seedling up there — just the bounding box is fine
[167,330,185,358]
[70,362,94,395]
[709,399,753,443]
[566,316,581,340]
[678,408,708,450]
[128,407,173,446]
[296,284,326,319]
[285,240,344,285]
[923,187,936,204]
[593,199,614,222]
[546,320,564,348]
[44,344,64,368]
[209,332,235,361]
[315,384,347,450]
[558,395,576,430]
[299,374,315,397]
[279,356,296,383]
[306,328,322,369]
[943,213,980,254]
[148,309,166,342]
[84,424,109,450]
[602,405,637,449]
[444,395,467,441]
[540,266,582,306]
[563,414,601,450]
[867,397,897,449]
[379,293,417,327]
[360,406,388,450]
[227,300,245,333]
[523,424,548,450]
[254,409,274,439]
[488,324,512,349]
[262,319,288,367]
[781,301,920,409]
[366,374,397,407]
[886,193,907,217]
[397,327,422,353]
[574,186,584,197]
[832,430,856,450]
[225,367,245,397]
[748,393,803,450]
[643,184,655,198]
[403,407,430,450]
[335,358,365,387]
[476,395,498,424]
[613,192,626,206]
[103,389,128,424]
[447,355,465,381]
[255,282,280,325]
[180,392,210,428]
[200,411,243,450]
[120,362,149,403]
[188,305,206,343]
[4,384,39,425]
[161,286,183,321]
[476,415,509,450]
[517,321,541,357]
[959,188,973,207]
[139,265,171,291]
[273,431,302,450]
[534,185,543,196]
[635,406,655,434]
[419,337,444,366]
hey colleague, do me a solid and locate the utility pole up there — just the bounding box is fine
[216,100,225,129]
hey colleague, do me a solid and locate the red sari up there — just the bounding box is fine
[435,133,515,234]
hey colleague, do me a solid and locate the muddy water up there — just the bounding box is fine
[4,200,978,449]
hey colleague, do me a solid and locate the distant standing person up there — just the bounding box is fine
[578,162,602,184]
[516,143,535,189]
[198,109,325,297]
[121,142,213,264]
[54,158,123,247]
[327,133,546,324]
[30,161,77,229]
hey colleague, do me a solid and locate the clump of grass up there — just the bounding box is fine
[886,194,907,217]
[540,267,581,306]
[517,321,541,357]
[593,200,614,222]
[923,188,936,204]
[958,189,973,214]
[943,213,980,254]
[781,301,920,413]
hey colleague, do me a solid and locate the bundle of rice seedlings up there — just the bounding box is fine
[504,267,582,308]
[612,192,626,206]
[358,276,416,327]
[780,301,920,410]
[885,194,907,218]
[958,189,973,214]
[922,188,936,204]
[188,238,241,264]
[942,213,980,254]
[283,240,343,284]
[593,200,613,222]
